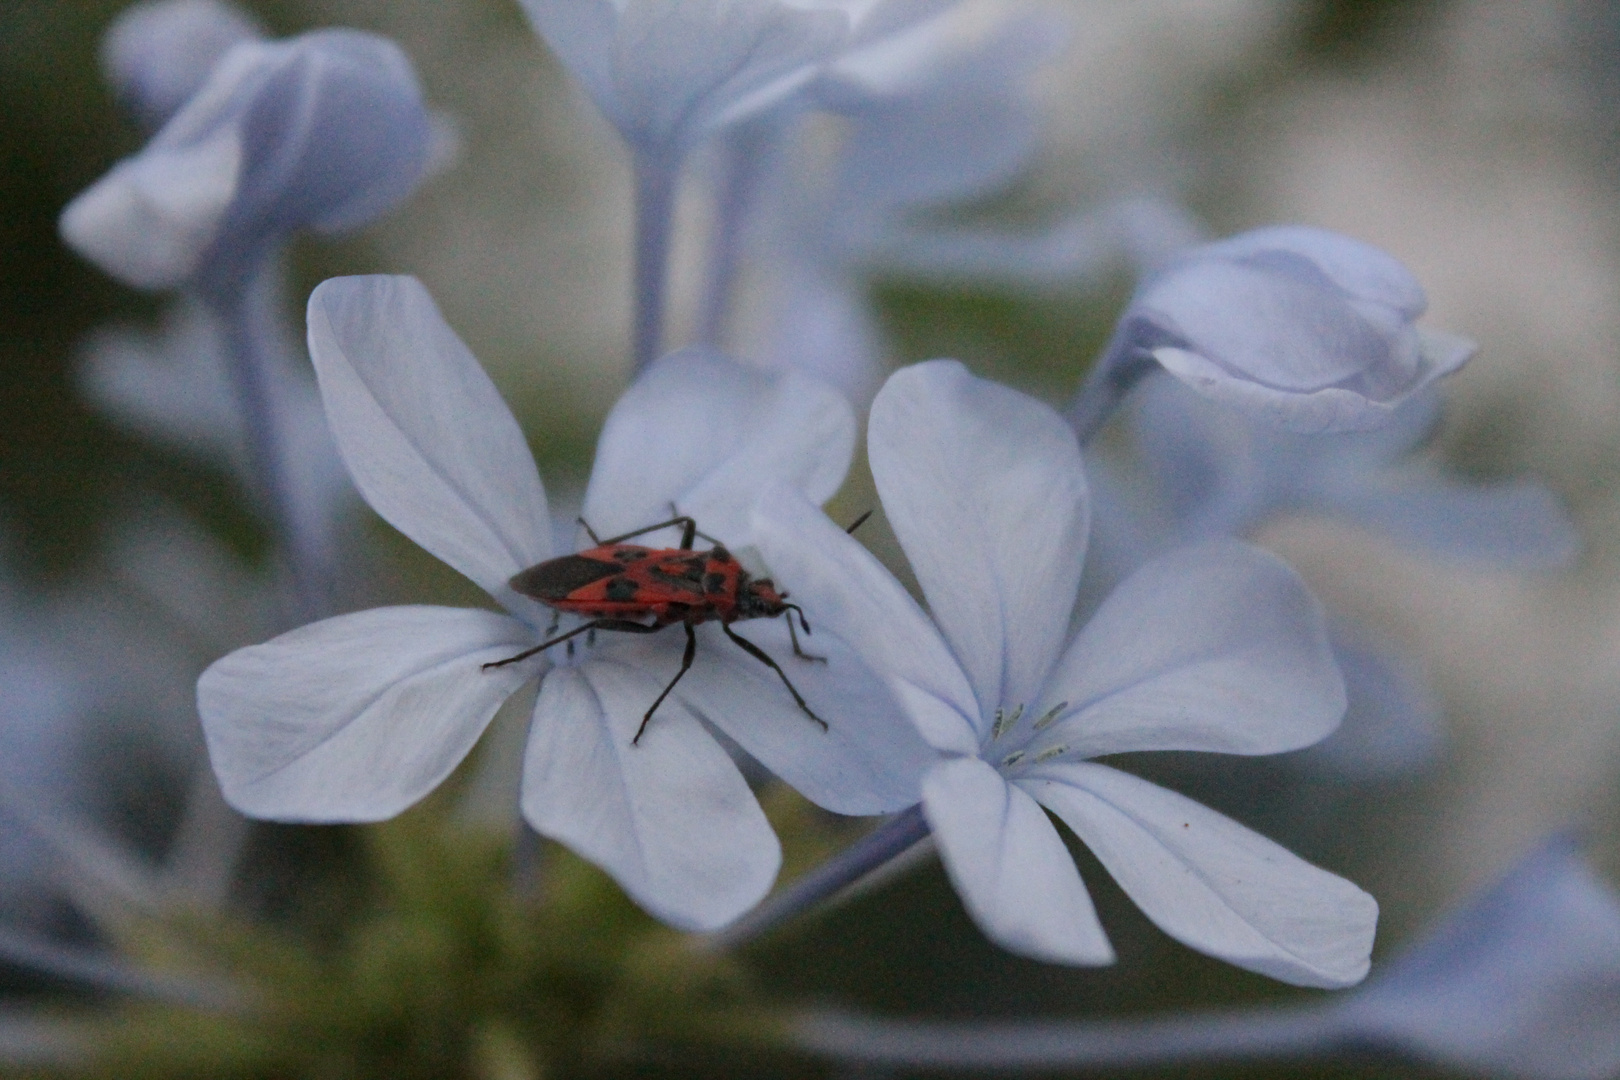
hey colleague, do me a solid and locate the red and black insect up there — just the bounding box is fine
[485,514,864,744]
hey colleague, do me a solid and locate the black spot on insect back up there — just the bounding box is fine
[510,554,619,600]
[605,576,640,602]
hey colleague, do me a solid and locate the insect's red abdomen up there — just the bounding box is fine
[510,543,751,627]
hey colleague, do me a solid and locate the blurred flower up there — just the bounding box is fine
[755,360,1375,985]
[1073,226,1475,436]
[1086,374,1576,781]
[793,833,1620,1080]
[100,0,264,129]
[517,0,953,157]
[61,28,433,293]
[1341,832,1620,1080]
[79,288,354,580]
[198,274,931,931]
[1093,376,1577,568]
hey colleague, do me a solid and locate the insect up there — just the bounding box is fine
[484,513,867,744]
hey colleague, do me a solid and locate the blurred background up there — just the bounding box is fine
[3,0,1620,1076]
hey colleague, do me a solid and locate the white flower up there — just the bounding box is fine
[61,30,433,292]
[197,274,931,931]
[755,359,1378,986]
[517,0,953,156]
[1085,226,1475,434]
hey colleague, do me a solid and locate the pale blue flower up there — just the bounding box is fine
[101,0,264,129]
[794,834,1620,1080]
[755,359,1376,986]
[198,275,931,931]
[1073,226,1475,436]
[1094,375,1577,568]
[517,0,953,157]
[61,28,433,292]
[1341,832,1620,1080]
[1086,374,1576,779]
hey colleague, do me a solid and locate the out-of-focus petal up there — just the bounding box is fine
[60,126,242,290]
[1027,761,1377,988]
[521,0,842,152]
[307,276,552,609]
[101,0,264,128]
[1316,473,1580,570]
[667,619,935,814]
[198,605,534,821]
[582,347,854,548]
[1096,227,1469,434]
[753,485,980,755]
[1204,226,1426,316]
[922,757,1113,966]
[1042,541,1344,758]
[521,660,779,931]
[870,360,1088,719]
[1342,834,1620,1080]
[1291,621,1444,781]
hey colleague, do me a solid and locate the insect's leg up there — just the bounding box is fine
[844,509,873,535]
[634,623,697,745]
[598,516,699,546]
[482,619,605,670]
[723,624,827,731]
[576,517,603,545]
[783,608,825,663]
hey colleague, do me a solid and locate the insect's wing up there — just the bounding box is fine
[509,554,620,601]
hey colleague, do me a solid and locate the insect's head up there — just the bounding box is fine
[739,578,811,632]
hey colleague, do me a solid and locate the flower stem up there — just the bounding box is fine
[633,149,681,374]
[209,270,332,624]
[697,120,775,349]
[791,1002,1347,1070]
[707,805,930,951]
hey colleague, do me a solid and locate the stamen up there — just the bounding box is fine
[991,703,1025,741]
[1032,701,1069,731]
[1032,744,1069,764]
[1000,750,1026,769]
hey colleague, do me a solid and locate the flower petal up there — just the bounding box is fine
[869,360,1088,719]
[1025,761,1377,987]
[1043,540,1344,758]
[307,275,552,607]
[753,484,979,755]
[521,659,779,931]
[198,605,535,821]
[1206,226,1426,316]
[665,620,935,814]
[1291,621,1443,781]
[1139,258,1397,394]
[582,347,855,549]
[1343,833,1620,1079]
[1316,473,1579,570]
[922,757,1113,966]
[520,0,844,151]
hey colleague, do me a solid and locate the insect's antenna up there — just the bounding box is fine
[845,510,874,535]
[576,517,603,545]
[784,603,811,634]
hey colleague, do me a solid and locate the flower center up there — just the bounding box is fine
[984,699,1072,772]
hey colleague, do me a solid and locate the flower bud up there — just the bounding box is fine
[101,0,264,129]
[62,29,433,292]
[1100,226,1473,434]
